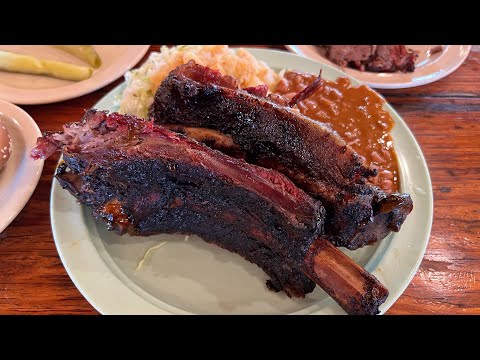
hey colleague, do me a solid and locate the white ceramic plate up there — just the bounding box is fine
[50,49,433,314]
[0,45,150,105]
[0,100,44,232]
[286,45,471,89]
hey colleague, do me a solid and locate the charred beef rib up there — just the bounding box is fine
[149,61,413,250]
[32,109,388,315]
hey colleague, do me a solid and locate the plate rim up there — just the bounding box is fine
[0,99,44,233]
[0,45,150,105]
[50,48,433,314]
[286,45,471,89]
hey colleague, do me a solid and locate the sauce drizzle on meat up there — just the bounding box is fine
[274,71,399,193]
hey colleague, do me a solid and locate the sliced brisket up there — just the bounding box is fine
[325,45,418,73]
[325,45,376,71]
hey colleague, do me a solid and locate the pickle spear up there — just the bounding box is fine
[0,50,93,81]
[52,45,102,68]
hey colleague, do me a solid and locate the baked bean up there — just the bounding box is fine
[275,72,399,192]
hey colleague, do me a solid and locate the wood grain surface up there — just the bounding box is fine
[0,45,478,315]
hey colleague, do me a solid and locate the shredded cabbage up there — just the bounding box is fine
[119,45,280,119]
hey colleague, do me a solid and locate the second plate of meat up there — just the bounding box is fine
[286,45,471,89]
[48,47,433,314]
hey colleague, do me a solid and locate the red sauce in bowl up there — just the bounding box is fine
[274,71,399,193]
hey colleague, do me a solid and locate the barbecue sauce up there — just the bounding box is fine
[102,199,131,234]
[274,72,399,192]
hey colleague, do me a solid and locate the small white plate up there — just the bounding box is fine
[0,45,150,105]
[0,100,43,232]
[286,45,471,89]
[50,49,433,314]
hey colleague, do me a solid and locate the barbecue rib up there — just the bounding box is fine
[149,61,413,250]
[31,109,388,314]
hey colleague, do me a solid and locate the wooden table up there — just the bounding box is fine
[1,45,479,314]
